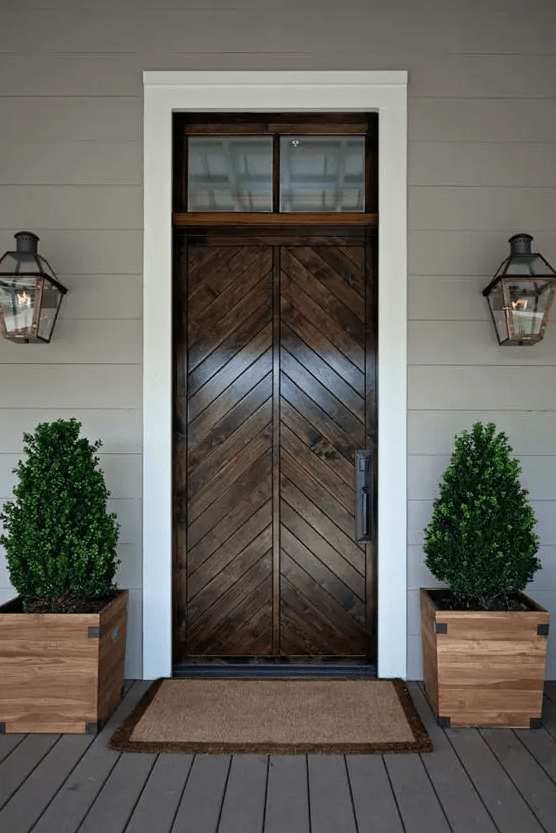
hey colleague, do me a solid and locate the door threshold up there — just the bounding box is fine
[173,662,377,679]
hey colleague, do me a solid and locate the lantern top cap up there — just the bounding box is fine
[13,231,39,255]
[509,233,533,255]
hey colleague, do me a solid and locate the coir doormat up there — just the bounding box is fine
[109,678,432,754]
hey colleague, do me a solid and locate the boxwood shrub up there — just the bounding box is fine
[423,421,541,609]
[0,418,120,611]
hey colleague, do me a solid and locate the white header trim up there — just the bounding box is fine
[144,70,408,86]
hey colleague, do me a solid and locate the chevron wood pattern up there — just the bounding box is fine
[185,245,274,656]
[174,238,376,662]
[280,246,367,657]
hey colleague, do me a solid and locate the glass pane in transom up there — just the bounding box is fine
[280,135,365,212]
[188,137,273,212]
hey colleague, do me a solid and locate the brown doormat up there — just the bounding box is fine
[109,678,432,754]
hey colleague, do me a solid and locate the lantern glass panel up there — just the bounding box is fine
[506,279,553,338]
[36,256,57,281]
[188,136,273,212]
[0,277,37,335]
[38,279,62,341]
[280,135,365,212]
[0,253,21,274]
[504,254,549,276]
[486,281,507,342]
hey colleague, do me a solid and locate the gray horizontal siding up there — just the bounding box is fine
[0,321,142,364]
[0,5,455,54]
[409,231,556,275]
[0,231,143,275]
[0,142,142,186]
[409,187,556,232]
[449,0,556,55]
[61,277,142,319]
[0,366,142,408]
[0,186,142,230]
[0,99,141,142]
[409,143,556,187]
[4,52,556,99]
[408,411,556,455]
[409,321,556,364]
[409,276,489,320]
[409,366,556,410]
[0,409,141,452]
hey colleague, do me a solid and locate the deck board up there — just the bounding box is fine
[480,728,556,833]
[543,681,556,706]
[0,681,555,833]
[540,688,556,740]
[264,755,310,833]
[172,754,230,833]
[77,749,157,833]
[125,754,193,833]
[515,724,556,783]
[445,726,546,833]
[0,734,60,811]
[409,683,498,833]
[30,680,151,833]
[0,733,24,765]
[308,755,358,833]
[217,755,268,833]
[346,755,405,833]
[0,734,94,833]
[383,752,452,833]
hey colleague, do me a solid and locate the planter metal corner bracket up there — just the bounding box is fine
[434,623,448,634]
[538,624,549,636]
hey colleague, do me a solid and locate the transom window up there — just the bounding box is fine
[173,113,378,222]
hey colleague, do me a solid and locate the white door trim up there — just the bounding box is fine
[142,70,408,679]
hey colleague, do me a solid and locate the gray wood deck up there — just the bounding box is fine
[3,680,556,833]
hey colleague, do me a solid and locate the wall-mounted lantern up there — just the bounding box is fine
[0,232,67,344]
[483,233,556,345]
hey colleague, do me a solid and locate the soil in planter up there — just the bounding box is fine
[429,588,531,612]
[24,594,119,614]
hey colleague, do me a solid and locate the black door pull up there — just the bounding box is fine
[355,451,373,542]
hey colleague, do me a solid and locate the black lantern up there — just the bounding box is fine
[0,232,67,343]
[483,233,556,346]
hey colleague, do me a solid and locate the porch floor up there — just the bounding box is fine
[2,680,556,833]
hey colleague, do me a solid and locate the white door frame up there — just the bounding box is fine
[142,71,408,679]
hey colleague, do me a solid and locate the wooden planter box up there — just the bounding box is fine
[421,587,549,728]
[0,589,128,733]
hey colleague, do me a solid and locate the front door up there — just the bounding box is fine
[173,233,377,664]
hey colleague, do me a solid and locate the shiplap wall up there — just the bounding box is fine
[0,0,555,679]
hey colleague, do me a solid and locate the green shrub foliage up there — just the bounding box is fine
[0,418,120,610]
[423,422,541,607]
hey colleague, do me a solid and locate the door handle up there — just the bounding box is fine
[361,487,370,537]
[355,451,373,542]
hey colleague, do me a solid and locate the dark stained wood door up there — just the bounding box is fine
[173,236,377,663]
